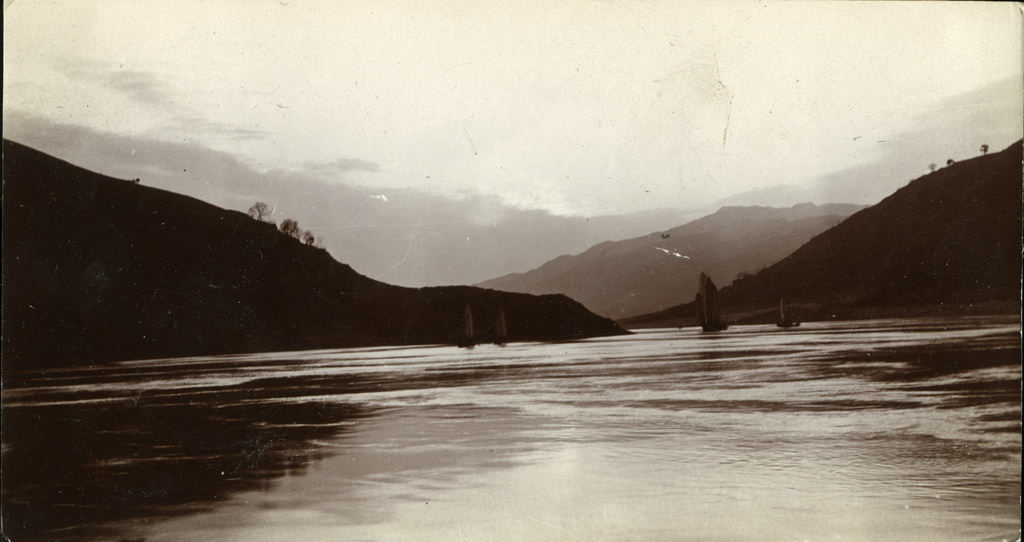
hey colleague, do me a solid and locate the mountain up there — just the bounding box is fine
[478,203,863,319]
[1,140,626,375]
[624,140,1022,328]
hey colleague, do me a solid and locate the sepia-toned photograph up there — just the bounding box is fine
[2,1,1021,540]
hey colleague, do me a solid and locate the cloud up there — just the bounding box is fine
[713,184,825,209]
[811,76,1023,205]
[47,57,270,143]
[56,58,173,108]
[179,116,269,142]
[713,77,1023,208]
[104,71,169,106]
[303,158,381,176]
[3,109,274,201]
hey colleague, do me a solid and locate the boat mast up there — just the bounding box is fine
[464,303,474,342]
[707,276,719,325]
[496,304,507,343]
[698,273,709,325]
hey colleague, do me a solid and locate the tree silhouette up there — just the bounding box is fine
[928,163,937,173]
[980,144,989,155]
[248,202,271,222]
[946,159,955,167]
[302,230,316,246]
[279,219,301,239]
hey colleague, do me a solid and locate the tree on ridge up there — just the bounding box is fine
[279,218,301,239]
[248,202,272,222]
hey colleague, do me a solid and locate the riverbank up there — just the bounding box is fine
[619,299,1020,329]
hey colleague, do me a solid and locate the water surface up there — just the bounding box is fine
[3,317,1020,541]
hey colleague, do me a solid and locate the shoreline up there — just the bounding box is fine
[618,300,1021,329]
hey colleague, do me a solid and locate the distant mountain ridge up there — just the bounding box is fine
[624,140,1022,327]
[479,203,864,319]
[1,140,626,375]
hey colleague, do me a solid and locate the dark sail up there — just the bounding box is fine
[495,304,508,344]
[697,273,728,332]
[458,303,476,347]
[777,298,800,328]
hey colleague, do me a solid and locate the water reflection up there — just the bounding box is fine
[2,367,379,540]
[2,317,1020,541]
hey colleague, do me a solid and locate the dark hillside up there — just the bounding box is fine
[2,140,625,375]
[624,140,1022,328]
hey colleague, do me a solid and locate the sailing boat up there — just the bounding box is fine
[696,272,728,332]
[458,303,476,347]
[495,304,508,345]
[777,297,800,328]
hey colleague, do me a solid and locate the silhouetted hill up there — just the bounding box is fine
[2,140,625,375]
[479,203,862,319]
[624,140,1022,328]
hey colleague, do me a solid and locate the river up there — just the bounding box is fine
[2,316,1020,541]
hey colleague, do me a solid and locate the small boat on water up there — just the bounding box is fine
[458,303,476,347]
[495,304,508,345]
[696,272,728,332]
[777,297,800,328]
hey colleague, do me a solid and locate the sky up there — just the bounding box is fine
[3,0,1022,285]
